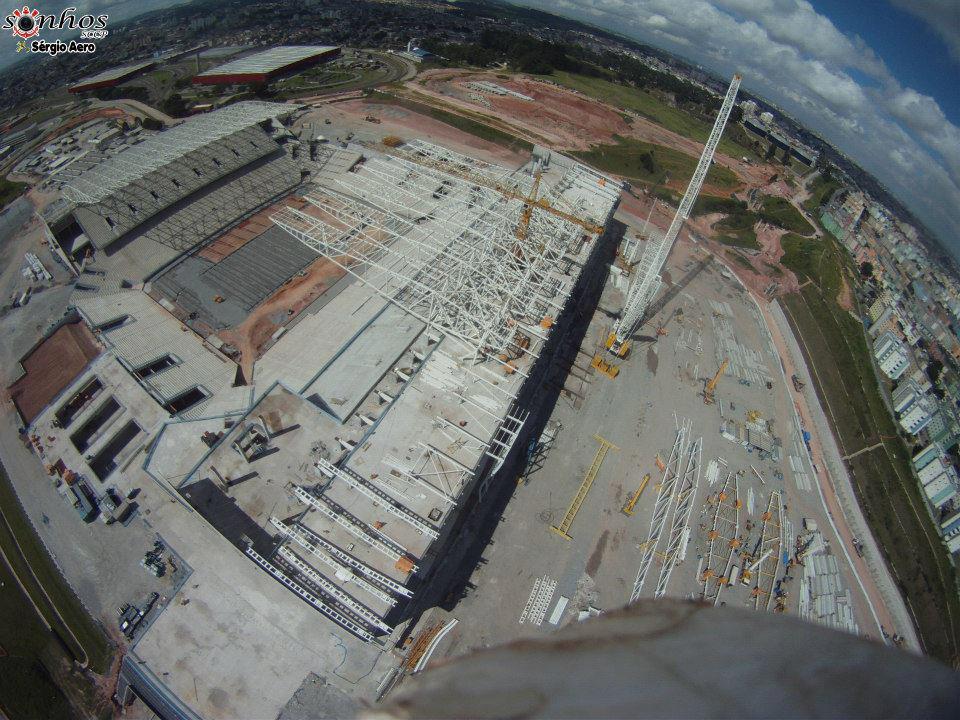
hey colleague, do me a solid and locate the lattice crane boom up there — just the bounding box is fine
[609,74,741,355]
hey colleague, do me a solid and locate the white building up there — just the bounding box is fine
[892,378,923,414]
[868,306,896,336]
[759,110,774,125]
[874,331,910,380]
[919,457,949,485]
[909,366,932,392]
[899,396,937,435]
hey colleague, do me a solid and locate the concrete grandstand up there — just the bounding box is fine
[48,101,304,291]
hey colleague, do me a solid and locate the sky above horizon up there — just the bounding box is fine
[516,0,960,258]
[0,1,957,258]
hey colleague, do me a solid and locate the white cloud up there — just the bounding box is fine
[890,0,960,62]
[513,0,960,254]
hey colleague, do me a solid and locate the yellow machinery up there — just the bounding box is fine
[605,331,630,358]
[703,359,729,404]
[621,473,651,516]
[551,435,619,540]
[591,353,620,379]
[746,409,763,423]
[514,171,543,243]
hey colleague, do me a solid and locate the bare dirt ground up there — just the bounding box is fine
[837,270,854,312]
[319,100,530,168]
[405,69,777,189]
[620,191,801,298]
[217,258,347,381]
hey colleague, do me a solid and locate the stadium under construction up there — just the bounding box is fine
[23,99,622,717]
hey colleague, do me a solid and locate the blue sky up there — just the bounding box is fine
[516,0,960,258]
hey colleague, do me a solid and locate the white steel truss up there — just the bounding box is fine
[702,472,741,606]
[394,138,534,195]
[316,458,440,539]
[272,516,413,600]
[246,546,376,643]
[271,155,582,367]
[630,420,690,603]
[292,485,416,569]
[654,435,703,598]
[614,75,741,345]
[755,490,783,611]
[276,546,392,633]
[62,101,292,204]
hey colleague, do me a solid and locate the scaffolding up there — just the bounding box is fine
[654,435,702,597]
[630,420,690,603]
[271,154,585,369]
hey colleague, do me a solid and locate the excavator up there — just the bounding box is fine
[703,359,729,404]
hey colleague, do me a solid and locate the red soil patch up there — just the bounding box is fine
[407,70,778,189]
[217,258,348,381]
[316,100,528,169]
[198,196,311,263]
[6,320,101,423]
[837,271,854,311]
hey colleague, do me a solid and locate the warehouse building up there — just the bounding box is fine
[193,45,341,85]
[68,61,157,94]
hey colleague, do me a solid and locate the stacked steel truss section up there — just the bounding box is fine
[271,155,583,369]
[654,435,703,597]
[629,420,690,603]
[754,490,783,611]
[702,472,741,605]
[393,138,534,195]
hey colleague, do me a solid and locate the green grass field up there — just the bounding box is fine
[803,173,841,216]
[0,177,28,209]
[691,195,746,216]
[543,71,758,160]
[758,195,814,235]
[572,135,739,190]
[0,553,79,719]
[365,92,534,153]
[713,212,759,249]
[779,234,960,666]
[0,462,113,674]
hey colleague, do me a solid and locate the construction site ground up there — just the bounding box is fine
[424,221,890,663]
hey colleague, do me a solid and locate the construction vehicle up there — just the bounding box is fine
[621,473,650,516]
[591,353,619,379]
[791,374,805,391]
[364,115,381,124]
[703,359,729,404]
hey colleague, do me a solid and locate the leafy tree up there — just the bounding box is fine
[859,261,874,278]
[639,151,656,175]
[161,93,188,118]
